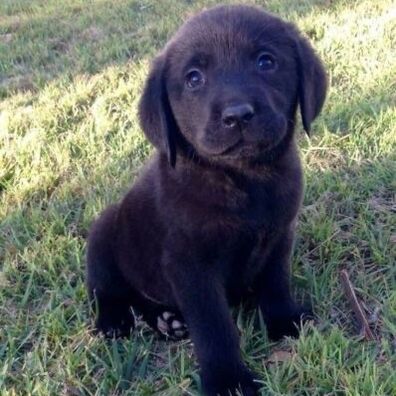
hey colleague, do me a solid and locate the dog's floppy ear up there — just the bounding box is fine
[295,36,327,135]
[138,55,177,167]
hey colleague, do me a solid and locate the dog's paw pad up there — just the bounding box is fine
[156,311,188,339]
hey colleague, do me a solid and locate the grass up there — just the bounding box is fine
[0,0,395,394]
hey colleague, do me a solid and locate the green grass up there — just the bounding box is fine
[1,0,395,394]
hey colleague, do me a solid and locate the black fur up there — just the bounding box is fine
[86,5,327,395]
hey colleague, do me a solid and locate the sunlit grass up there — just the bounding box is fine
[1,0,395,395]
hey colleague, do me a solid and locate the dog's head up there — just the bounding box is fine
[139,5,327,167]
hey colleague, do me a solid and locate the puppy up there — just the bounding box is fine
[87,5,327,396]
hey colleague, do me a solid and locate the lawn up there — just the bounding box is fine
[0,0,395,395]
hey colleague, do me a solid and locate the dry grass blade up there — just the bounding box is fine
[340,269,376,341]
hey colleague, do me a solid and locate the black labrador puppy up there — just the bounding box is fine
[87,5,327,395]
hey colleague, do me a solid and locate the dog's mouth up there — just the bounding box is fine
[211,135,281,158]
[197,116,288,159]
[217,139,244,155]
[201,136,276,159]
[201,139,268,161]
[197,133,243,157]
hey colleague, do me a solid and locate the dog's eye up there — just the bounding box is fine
[185,69,205,89]
[257,53,276,71]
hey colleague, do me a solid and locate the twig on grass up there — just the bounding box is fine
[340,269,375,341]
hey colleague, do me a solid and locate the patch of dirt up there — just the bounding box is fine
[265,349,295,365]
[81,26,104,42]
[368,192,396,214]
[1,16,22,32]
[0,33,13,43]
[0,75,36,93]
[48,38,70,53]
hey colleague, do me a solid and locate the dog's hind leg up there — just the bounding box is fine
[86,205,135,338]
[130,292,188,340]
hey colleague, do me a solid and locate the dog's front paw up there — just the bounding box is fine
[202,366,259,396]
[265,305,314,340]
[95,309,135,338]
[156,311,189,340]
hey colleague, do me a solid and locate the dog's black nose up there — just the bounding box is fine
[222,104,255,128]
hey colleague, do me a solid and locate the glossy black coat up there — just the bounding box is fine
[87,5,327,396]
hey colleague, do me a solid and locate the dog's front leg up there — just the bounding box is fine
[164,249,259,396]
[255,228,313,340]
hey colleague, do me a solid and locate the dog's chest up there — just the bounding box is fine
[235,178,296,230]
[222,181,299,296]
[223,226,272,291]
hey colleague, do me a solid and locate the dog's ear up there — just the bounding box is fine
[138,55,177,167]
[295,36,327,135]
